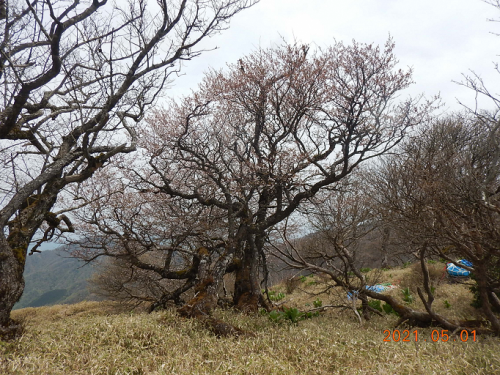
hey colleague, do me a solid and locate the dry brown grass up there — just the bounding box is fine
[269,269,482,322]
[284,276,301,294]
[400,262,448,293]
[1,267,499,375]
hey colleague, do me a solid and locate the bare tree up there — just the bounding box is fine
[70,166,228,311]
[0,0,256,335]
[132,39,430,318]
[271,172,382,322]
[371,114,500,334]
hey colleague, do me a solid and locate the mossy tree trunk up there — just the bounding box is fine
[0,181,61,333]
[178,248,232,318]
[177,246,258,337]
[233,233,270,313]
[233,242,260,313]
[0,238,26,330]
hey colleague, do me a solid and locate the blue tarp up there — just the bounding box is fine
[347,285,389,300]
[447,259,473,277]
[458,259,473,268]
[347,291,358,301]
[365,285,387,293]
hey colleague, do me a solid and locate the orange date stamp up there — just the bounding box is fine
[383,329,477,342]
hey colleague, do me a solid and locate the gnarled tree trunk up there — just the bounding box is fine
[233,233,271,313]
[178,248,231,318]
[177,249,255,337]
[233,243,261,313]
[0,238,26,333]
[0,181,62,335]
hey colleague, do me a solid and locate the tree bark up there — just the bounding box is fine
[475,261,500,334]
[233,233,271,313]
[177,249,255,337]
[233,241,261,313]
[381,226,390,269]
[0,238,25,332]
[178,248,230,318]
[0,181,61,332]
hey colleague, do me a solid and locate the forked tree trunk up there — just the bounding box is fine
[178,248,230,318]
[233,234,272,313]
[177,250,255,337]
[233,242,261,313]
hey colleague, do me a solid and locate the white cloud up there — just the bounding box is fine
[167,0,500,112]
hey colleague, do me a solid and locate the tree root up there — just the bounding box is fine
[0,318,25,341]
[177,278,256,338]
[235,291,259,314]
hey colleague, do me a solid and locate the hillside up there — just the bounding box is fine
[14,228,397,310]
[13,247,99,310]
[3,265,500,375]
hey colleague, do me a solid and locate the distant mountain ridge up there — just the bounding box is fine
[14,247,100,310]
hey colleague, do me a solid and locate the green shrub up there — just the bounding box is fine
[302,311,320,319]
[368,300,382,312]
[402,287,413,304]
[266,307,320,325]
[313,299,322,308]
[268,291,286,302]
[360,268,371,273]
[469,261,500,312]
[268,310,283,324]
[470,282,500,312]
[283,307,302,324]
[382,303,399,316]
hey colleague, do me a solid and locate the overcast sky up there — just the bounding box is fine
[168,0,499,113]
[38,1,498,250]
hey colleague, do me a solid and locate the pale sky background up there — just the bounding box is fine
[38,0,499,251]
[169,0,500,113]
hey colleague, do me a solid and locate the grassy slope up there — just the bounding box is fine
[2,265,499,375]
